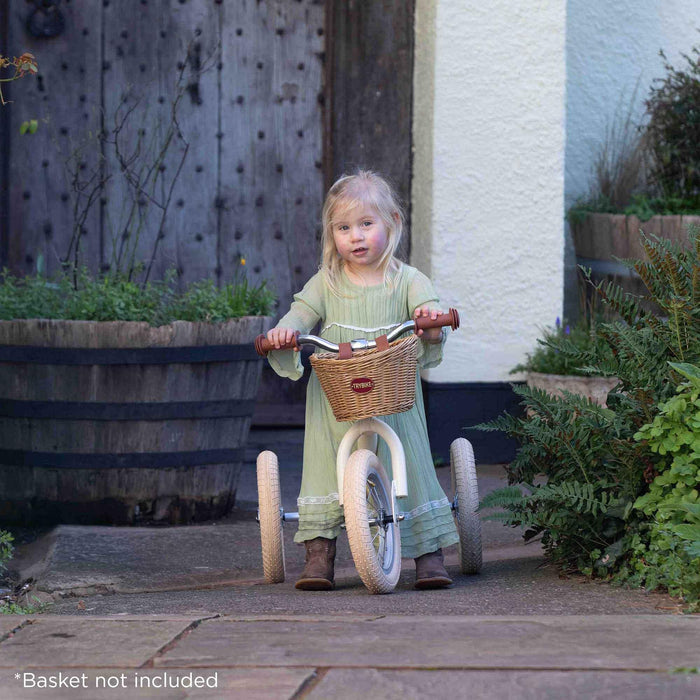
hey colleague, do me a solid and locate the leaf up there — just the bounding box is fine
[659,501,700,524]
[19,119,38,135]
[669,523,700,542]
[669,361,700,387]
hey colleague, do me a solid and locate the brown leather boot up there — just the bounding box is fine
[295,537,337,591]
[414,548,453,590]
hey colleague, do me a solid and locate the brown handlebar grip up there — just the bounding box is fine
[414,307,460,332]
[254,331,300,356]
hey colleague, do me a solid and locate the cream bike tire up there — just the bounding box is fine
[450,438,482,574]
[257,450,286,583]
[343,449,401,594]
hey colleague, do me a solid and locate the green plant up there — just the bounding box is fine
[478,386,637,571]
[0,530,13,575]
[566,85,648,225]
[0,597,50,615]
[511,316,609,376]
[568,40,700,223]
[476,228,700,595]
[645,45,700,206]
[618,361,700,607]
[593,84,648,211]
[19,118,38,135]
[568,193,700,224]
[0,261,275,325]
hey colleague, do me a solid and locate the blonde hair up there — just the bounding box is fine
[320,170,404,296]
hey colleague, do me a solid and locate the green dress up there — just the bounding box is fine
[268,263,459,559]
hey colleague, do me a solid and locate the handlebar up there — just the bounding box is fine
[254,308,460,357]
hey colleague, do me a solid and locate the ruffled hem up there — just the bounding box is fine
[400,518,458,547]
[397,503,458,558]
[294,524,344,543]
[400,513,456,538]
[401,531,460,559]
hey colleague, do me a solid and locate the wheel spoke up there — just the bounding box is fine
[368,483,382,510]
[372,526,385,560]
[366,474,390,564]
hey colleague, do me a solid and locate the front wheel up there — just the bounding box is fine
[343,449,401,594]
[257,450,286,583]
[450,438,482,574]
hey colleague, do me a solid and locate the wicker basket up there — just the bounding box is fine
[310,335,419,421]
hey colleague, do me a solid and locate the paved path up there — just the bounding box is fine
[1,614,699,698]
[3,429,698,698]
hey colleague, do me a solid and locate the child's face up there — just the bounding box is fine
[331,203,389,271]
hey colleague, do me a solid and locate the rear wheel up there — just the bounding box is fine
[450,438,482,574]
[343,449,401,594]
[257,450,285,583]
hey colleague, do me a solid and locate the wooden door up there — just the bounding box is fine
[0,0,415,426]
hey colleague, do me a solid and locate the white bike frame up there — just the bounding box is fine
[335,417,408,507]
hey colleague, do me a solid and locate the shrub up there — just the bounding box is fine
[617,361,700,606]
[568,41,700,222]
[511,316,611,377]
[0,266,275,325]
[478,228,700,606]
[645,46,700,206]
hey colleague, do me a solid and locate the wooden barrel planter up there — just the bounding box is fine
[571,213,700,308]
[0,316,272,525]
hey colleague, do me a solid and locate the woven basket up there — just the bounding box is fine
[310,335,419,421]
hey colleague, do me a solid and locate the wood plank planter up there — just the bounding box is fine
[0,317,271,525]
[571,213,700,303]
[526,372,619,408]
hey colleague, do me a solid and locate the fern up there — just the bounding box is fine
[474,225,700,575]
[532,481,620,517]
[581,267,646,328]
[479,485,528,510]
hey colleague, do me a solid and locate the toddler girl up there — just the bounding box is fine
[266,170,459,590]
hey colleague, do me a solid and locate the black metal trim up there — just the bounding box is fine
[0,447,246,469]
[576,256,639,279]
[0,399,256,420]
[0,344,261,365]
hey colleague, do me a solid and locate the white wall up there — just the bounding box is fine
[412,0,567,382]
[566,0,700,207]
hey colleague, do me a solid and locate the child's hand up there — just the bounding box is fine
[266,327,299,351]
[414,306,443,343]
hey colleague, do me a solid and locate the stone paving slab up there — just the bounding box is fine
[155,615,700,671]
[10,461,518,599]
[28,523,271,595]
[46,553,677,617]
[0,668,314,700]
[305,669,700,700]
[0,617,202,668]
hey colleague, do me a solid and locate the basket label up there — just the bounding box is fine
[350,377,374,394]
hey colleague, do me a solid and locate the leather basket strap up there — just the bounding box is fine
[375,334,390,352]
[338,342,353,360]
